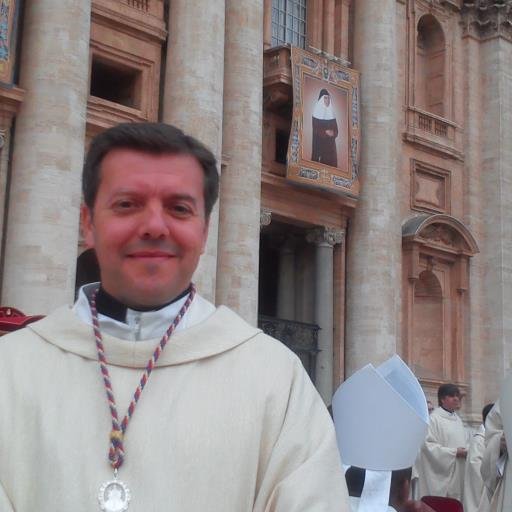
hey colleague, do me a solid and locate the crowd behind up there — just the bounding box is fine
[344,382,506,512]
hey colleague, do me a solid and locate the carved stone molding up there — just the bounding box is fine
[415,0,462,15]
[306,227,345,247]
[0,128,7,150]
[260,208,272,227]
[420,223,457,248]
[462,0,512,41]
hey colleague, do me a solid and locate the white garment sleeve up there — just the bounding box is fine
[481,403,505,499]
[0,481,14,512]
[252,358,349,512]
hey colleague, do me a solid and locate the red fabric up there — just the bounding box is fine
[421,496,463,512]
[0,307,43,332]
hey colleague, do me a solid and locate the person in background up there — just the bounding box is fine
[415,383,468,501]
[463,403,494,512]
[480,402,510,512]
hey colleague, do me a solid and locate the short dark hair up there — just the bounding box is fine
[438,383,461,405]
[482,403,494,425]
[82,122,219,218]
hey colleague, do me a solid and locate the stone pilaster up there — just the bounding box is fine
[345,0,400,376]
[462,1,512,41]
[1,0,91,313]
[0,126,11,274]
[462,0,512,407]
[216,0,263,324]
[307,227,344,404]
[162,0,225,303]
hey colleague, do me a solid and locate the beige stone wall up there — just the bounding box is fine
[1,0,91,314]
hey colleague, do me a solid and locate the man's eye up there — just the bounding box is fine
[172,204,192,215]
[114,200,136,210]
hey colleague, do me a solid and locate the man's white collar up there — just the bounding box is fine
[73,283,215,341]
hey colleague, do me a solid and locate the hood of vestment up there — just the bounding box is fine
[434,406,462,422]
[27,305,261,368]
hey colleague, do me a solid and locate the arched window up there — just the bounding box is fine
[416,15,446,116]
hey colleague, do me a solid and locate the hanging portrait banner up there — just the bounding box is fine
[287,47,360,196]
[0,0,19,84]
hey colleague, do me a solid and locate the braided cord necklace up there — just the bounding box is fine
[90,284,196,512]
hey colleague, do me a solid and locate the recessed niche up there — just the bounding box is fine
[90,56,142,109]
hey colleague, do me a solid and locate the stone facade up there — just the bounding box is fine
[0,0,510,421]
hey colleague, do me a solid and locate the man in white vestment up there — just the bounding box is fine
[480,402,511,512]
[415,383,468,501]
[463,403,494,512]
[0,123,349,511]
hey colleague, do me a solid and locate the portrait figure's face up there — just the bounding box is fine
[323,94,331,106]
[82,149,209,308]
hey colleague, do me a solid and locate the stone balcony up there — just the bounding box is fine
[258,315,320,381]
[403,106,463,161]
[92,0,166,41]
[263,45,293,112]
[87,96,148,136]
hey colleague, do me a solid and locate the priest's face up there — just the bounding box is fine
[440,394,461,412]
[82,148,209,308]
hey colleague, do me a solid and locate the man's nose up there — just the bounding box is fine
[139,205,170,239]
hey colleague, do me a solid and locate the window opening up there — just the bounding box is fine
[271,0,307,48]
[90,57,142,109]
[275,129,289,164]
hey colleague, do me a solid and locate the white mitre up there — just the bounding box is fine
[332,355,429,512]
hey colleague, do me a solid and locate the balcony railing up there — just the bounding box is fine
[417,112,449,138]
[403,106,462,160]
[123,0,149,11]
[258,315,320,382]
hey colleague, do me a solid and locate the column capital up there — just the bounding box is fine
[462,0,512,41]
[0,127,7,150]
[306,227,345,247]
[260,208,272,227]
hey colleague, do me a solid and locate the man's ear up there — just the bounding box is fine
[81,204,95,248]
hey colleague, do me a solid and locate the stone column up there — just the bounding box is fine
[1,0,91,314]
[216,0,264,325]
[277,236,296,321]
[308,227,343,404]
[322,0,335,54]
[345,0,400,376]
[263,0,273,49]
[307,0,323,51]
[462,3,512,406]
[162,0,225,303]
